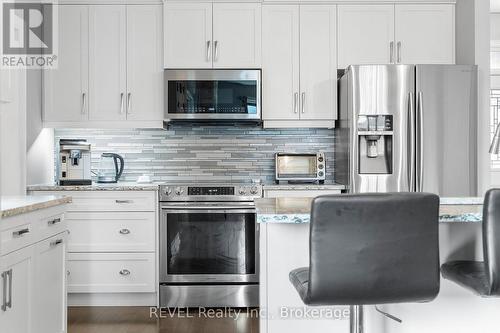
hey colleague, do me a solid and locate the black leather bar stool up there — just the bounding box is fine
[441,189,500,296]
[289,193,441,333]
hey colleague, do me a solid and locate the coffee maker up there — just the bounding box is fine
[57,139,92,185]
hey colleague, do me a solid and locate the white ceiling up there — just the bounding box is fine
[493,0,500,12]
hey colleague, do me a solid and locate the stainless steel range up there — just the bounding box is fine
[159,184,262,308]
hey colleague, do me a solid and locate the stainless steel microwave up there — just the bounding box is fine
[275,153,326,184]
[164,69,261,123]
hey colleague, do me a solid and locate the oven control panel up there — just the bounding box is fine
[160,184,262,201]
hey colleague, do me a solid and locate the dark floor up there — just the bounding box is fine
[68,307,259,333]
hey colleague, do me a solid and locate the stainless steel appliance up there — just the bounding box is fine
[275,153,326,184]
[57,139,92,186]
[164,69,261,123]
[335,65,477,196]
[159,183,262,308]
[96,153,124,183]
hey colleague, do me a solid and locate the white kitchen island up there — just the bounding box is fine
[255,196,498,333]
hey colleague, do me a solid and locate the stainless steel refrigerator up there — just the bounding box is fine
[335,65,477,196]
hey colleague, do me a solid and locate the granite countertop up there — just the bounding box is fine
[28,182,160,191]
[1,195,72,218]
[255,197,484,224]
[262,181,346,191]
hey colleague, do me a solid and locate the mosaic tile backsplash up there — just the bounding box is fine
[55,125,335,183]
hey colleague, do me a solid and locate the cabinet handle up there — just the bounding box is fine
[1,271,7,311]
[6,270,12,310]
[115,199,133,204]
[127,92,131,115]
[293,92,298,114]
[390,41,394,63]
[214,40,219,61]
[301,92,305,114]
[81,93,87,115]
[119,269,131,276]
[119,228,130,235]
[48,217,61,226]
[120,93,125,114]
[397,41,402,63]
[206,40,211,61]
[50,239,64,247]
[12,228,29,237]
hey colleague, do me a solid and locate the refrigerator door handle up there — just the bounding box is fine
[416,91,424,192]
[407,92,416,192]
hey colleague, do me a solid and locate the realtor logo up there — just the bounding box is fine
[1,2,58,68]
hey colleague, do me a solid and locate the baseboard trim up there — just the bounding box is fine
[68,293,157,307]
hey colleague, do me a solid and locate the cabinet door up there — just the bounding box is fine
[395,4,455,64]
[164,3,212,68]
[337,5,395,69]
[126,5,163,122]
[89,5,127,121]
[212,3,262,68]
[44,5,88,122]
[262,5,299,120]
[0,246,34,333]
[299,5,337,120]
[33,234,66,333]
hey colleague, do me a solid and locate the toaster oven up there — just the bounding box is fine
[275,153,326,184]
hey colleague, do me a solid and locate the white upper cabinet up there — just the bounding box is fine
[337,5,395,69]
[395,4,455,64]
[164,3,261,69]
[89,5,127,121]
[262,5,299,121]
[44,5,89,122]
[127,5,163,121]
[212,3,262,68]
[164,3,212,68]
[299,5,337,121]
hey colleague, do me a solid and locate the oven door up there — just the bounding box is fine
[160,203,259,284]
[164,69,261,122]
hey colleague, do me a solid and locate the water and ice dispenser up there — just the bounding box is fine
[357,115,393,174]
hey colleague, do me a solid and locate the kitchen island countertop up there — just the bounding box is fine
[1,195,72,218]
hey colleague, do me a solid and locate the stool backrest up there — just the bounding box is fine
[483,189,500,295]
[307,192,440,305]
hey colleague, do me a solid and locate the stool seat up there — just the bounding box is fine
[441,261,490,296]
[289,267,310,303]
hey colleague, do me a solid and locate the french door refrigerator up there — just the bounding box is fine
[335,65,477,196]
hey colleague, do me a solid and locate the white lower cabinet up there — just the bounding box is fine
[264,188,342,198]
[0,205,68,333]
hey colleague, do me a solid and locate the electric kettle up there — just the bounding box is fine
[96,153,124,183]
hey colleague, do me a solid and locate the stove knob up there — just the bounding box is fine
[163,187,172,196]
[250,186,259,195]
[239,188,247,195]
[174,187,184,196]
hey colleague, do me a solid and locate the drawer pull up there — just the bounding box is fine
[50,239,64,247]
[12,228,29,237]
[48,218,62,225]
[119,269,131,276]
[119,228,131,235]
[115,200,134,204]
[1,270,7,311]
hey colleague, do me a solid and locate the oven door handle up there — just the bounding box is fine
[161,206,256,214]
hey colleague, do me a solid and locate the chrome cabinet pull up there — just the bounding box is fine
[12,228,29,237]
[293,92,298,114]
[206,40,211,61]
[119,228,130,235]
[301,92,305,114]
[397,41,402,63]
[81,93,87,115]
[48,217,61,226]
[1,271,7,311]
[119,269,130,276]
[214,40,219,61]
[127,92,131,115]
[115,199,133,204]
[390,41,394,63]
[6,270,12,310]
[50,239,64,247]
[120,93,125,114]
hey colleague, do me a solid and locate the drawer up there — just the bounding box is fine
[264,189,342,198]
[1,219,34,256]
[67,252,155,293]
[34,191,156,212]
[37,212,67,243]
[66,212,156,252]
